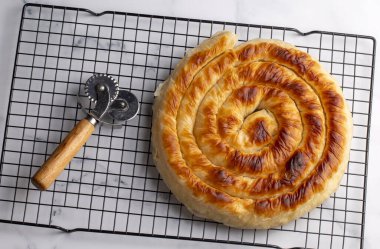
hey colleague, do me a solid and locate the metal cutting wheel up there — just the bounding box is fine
[85,73,119,103]
[32,73,140,190]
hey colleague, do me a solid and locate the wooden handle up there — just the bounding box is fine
[32,118,95,190]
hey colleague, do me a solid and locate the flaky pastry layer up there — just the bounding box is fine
[151,31,352,229]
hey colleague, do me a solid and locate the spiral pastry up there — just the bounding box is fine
[151,31,352,228]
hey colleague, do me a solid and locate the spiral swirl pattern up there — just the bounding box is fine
[152,31,352,228]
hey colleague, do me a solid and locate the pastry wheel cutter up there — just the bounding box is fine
[31,74,139,190]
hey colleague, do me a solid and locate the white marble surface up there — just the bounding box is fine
[0,0,379,248]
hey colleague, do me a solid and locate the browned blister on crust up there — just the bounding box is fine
[151,31,352,229]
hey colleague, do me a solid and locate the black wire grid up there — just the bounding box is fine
[0,3,376,249]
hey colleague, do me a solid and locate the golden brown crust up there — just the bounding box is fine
[151,31,352,229]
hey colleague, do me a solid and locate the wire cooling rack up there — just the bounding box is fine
[0,3,376,249]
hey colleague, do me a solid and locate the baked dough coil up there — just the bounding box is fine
[152,31,352,229]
